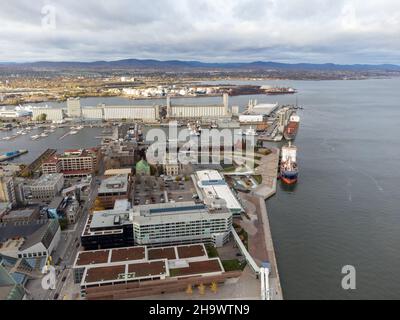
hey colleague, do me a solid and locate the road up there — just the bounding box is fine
[47,181,98,300]
[25,178,98,300]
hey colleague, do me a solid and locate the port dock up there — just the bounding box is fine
[236,148,283,300]
[0,150,28,162]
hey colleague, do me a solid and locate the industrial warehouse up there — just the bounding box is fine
[28,94,235,123]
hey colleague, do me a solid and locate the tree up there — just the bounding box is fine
[36,113,47,122]
[92,198,105,212]
[186,284,193,295]
[198,283,205,295]
[59,218,68,230]
[210,282,218,294]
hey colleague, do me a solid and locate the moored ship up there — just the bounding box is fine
[280,143,298,185]
[283,113,300,140]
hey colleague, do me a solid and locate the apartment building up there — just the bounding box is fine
[0,176,16,207]
[42,148,99,178]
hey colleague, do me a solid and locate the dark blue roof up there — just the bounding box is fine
[149,204,206,214]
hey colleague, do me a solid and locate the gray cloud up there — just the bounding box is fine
[0,0,399,64]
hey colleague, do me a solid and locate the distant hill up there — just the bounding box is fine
[1,58,400,72]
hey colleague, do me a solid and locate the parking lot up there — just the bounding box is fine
[132,176,198,206]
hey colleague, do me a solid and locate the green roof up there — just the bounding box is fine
[136,160,150,174]
[0,265,25,300]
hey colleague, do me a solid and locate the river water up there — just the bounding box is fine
[1,78,400,299]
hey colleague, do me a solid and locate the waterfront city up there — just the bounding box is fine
[1,0,400,307]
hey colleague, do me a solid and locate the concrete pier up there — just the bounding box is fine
[237,147,283,300]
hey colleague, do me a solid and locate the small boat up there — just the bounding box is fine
[69,130,78,135]
[31,135,40,140]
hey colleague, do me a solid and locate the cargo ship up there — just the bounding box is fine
[0,149,28,162]
[280,143,298,185]
[283,113,300,140]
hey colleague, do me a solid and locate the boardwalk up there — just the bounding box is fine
[237,147,283,300]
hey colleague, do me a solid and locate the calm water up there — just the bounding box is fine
[2,78,400,299]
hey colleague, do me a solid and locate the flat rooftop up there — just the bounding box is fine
[177,244,206,259]
[171,259,223,277]
[148,247,176,260]
[83,260,167,285]
[111,247,145,262]
[194,170,243,212]
[75,244,208,268]
[104,168,132,176]
[75,244,225,287]
[98,174,129,194]
[3,208,37,220]
[250,103,279,116]
[135,202,207,217]
[75,250,109,266]
[75,246,146,267]
[30,173,63,186]
[87,210,131,230]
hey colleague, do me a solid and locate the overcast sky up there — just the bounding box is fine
[1,0,399,64]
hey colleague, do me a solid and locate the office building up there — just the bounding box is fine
[97,174,130,209]
[22,173,64,202]
[81,209,134,250]
[82,200,232,250]
[132,202,232,247]
[193,170,243,216]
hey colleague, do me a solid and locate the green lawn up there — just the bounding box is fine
[205,245,219,258]
[222,259,247,272]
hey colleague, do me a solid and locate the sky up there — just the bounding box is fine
[0,0,400,64]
